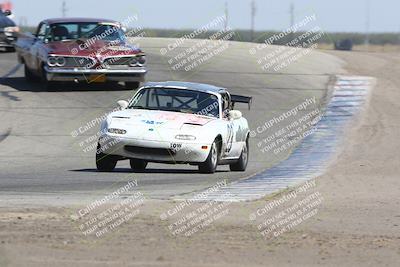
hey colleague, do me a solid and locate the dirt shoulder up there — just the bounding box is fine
[1,50,400,267]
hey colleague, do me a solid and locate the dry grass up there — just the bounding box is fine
[318,43,400,53]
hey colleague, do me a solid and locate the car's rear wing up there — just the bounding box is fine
[231,94,253,110]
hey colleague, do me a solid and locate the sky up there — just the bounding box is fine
[5,0,399,33]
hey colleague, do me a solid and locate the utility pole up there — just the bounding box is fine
[19,17,28,28]
[290,3,294,29]
[398,26,400,48]
[61,1,67,18]
[289,3,295,45]
[224,1,228,31]
[250,0,256,41]
[365,0,370,49]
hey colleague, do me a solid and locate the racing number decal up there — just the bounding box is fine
[170,143,182,151]
[225,122,234,153]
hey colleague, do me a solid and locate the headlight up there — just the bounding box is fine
[129,57,138,66]
[137,55,146,65]
[175,134,196,140]
[56,56,66,67]
[48,56,66,67]
[47,57,57,67]
[4,26,19,33]
[129,55,146,66]
[108,128,127,134]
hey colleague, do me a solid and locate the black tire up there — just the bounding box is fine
[96,144,118,172]
[230,139,249,172]
[198,140,219,173]
[5,47,15,52]
[106,81,120,89]
[24,64,36,82]
[41,65,55,90]
[124,81,140,90]
[130,159,148,172]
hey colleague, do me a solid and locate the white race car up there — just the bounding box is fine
[96,81,251,173]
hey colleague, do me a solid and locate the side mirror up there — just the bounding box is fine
[117,100,129,109]
[229,110,242,120]
[26,32,37,41]
[3,10,11,16]
[30,34,40,43]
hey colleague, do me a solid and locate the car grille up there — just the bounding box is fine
[103,57,133,66]
[64,57,95,68]
[124,145,176,156]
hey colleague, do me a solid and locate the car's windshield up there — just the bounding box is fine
[47,22,125,43]
[128,87,220,118]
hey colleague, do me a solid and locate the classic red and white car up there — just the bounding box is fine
[15,18,147,89]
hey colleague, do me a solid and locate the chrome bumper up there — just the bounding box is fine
[44,67,147,82]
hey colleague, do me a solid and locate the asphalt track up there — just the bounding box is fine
[0,38,344,204]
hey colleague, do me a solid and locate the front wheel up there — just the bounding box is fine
[41,65,55,90]
[130,159,148,172]
[5,47,15,52]
[198,140,219,173]
[24,64,36,82]
[229,139,249,172]
[96,144,118,172]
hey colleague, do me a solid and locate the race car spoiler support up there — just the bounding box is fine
[231,94,253,110]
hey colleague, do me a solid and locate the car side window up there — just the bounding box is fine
[36,23,48,40]
[221,93,231,118]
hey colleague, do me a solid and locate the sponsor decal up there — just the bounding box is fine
[141,120,164,125]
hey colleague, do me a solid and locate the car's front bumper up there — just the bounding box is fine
[44,66,147,82]
[98,135,211,163]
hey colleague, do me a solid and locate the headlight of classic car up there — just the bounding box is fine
[130,55,146,67]
[108,128,127,135]
[47,56,66,67]
[56,56,66,67]
[137,55,146,65]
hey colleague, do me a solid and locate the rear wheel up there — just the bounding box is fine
[96,143,118,172]
[198,140,219,173]
[229,139,249,172]
[130,159,148,172]
[124,81,140,90]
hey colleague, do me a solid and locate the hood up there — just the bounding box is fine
[0,15,15,28]
[109,109,215,130]
[107,109,216,141]
[45,39,142,57]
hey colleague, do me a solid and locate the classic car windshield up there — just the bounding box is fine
[46,22,125,43]
[129,87,220,118]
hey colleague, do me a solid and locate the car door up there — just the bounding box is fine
[26,23,47,71]
[220,93,237,158]
[231,115,247,156]
[222,92,246,159]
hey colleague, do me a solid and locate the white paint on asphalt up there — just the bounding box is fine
[181,76,375,202]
